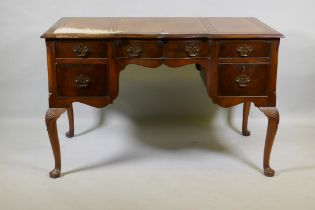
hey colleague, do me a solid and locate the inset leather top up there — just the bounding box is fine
[41,17,284,39]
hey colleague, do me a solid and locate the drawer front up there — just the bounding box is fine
[218,64,269,96]
[218,41,271,58]
[115,41,163,58]
[55,40,108,58]
[56,64,109,97]
[164,40,210,58]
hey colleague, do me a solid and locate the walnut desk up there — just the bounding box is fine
[41,17,284,178]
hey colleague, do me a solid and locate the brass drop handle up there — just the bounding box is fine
[236,43,253,57]
[75,74,90,88]
[185,43,200,57]
[73,44,89,57]
[235,65,251,88]
[235,74,251,87]
[127,44,142,57]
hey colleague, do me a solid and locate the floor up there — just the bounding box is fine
[1,113,315,210]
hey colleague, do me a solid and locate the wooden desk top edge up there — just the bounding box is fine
[41,17,284,39]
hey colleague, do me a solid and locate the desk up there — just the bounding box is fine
[41,17,284,178]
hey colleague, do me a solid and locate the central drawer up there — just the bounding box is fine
[164,40,211,58]
[115,40,211,58]
[56,63,109,97]
[115,40,163,58]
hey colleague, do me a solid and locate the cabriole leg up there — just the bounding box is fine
[242,102,251,136]
[45,108,66,178]
[66,104,74,138]
[259,107,280,177]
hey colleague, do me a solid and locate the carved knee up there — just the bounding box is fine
[45,108,66,127]
[259,107,280,124]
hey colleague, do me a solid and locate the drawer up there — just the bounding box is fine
[55,40,108,58]
[56,64,109,97]
[218,41,271,58]
[218,64,269,96]
[164,40,210,58]
[115,40,163,58]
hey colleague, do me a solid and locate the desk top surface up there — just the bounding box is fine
[42,17,283,39]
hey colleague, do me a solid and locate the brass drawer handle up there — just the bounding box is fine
[235,65,251,88]
[236,44,253,57]
[127,44,142,57]
[235,74,251,87]
[185,43,200,57]
[75,74,90,88]
[73,44,89,57]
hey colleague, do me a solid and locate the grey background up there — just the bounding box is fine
[1,1,315,210]
[0,0,314,122]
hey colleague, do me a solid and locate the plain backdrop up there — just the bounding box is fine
[1,1,315,210]
[0,0,314,123]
